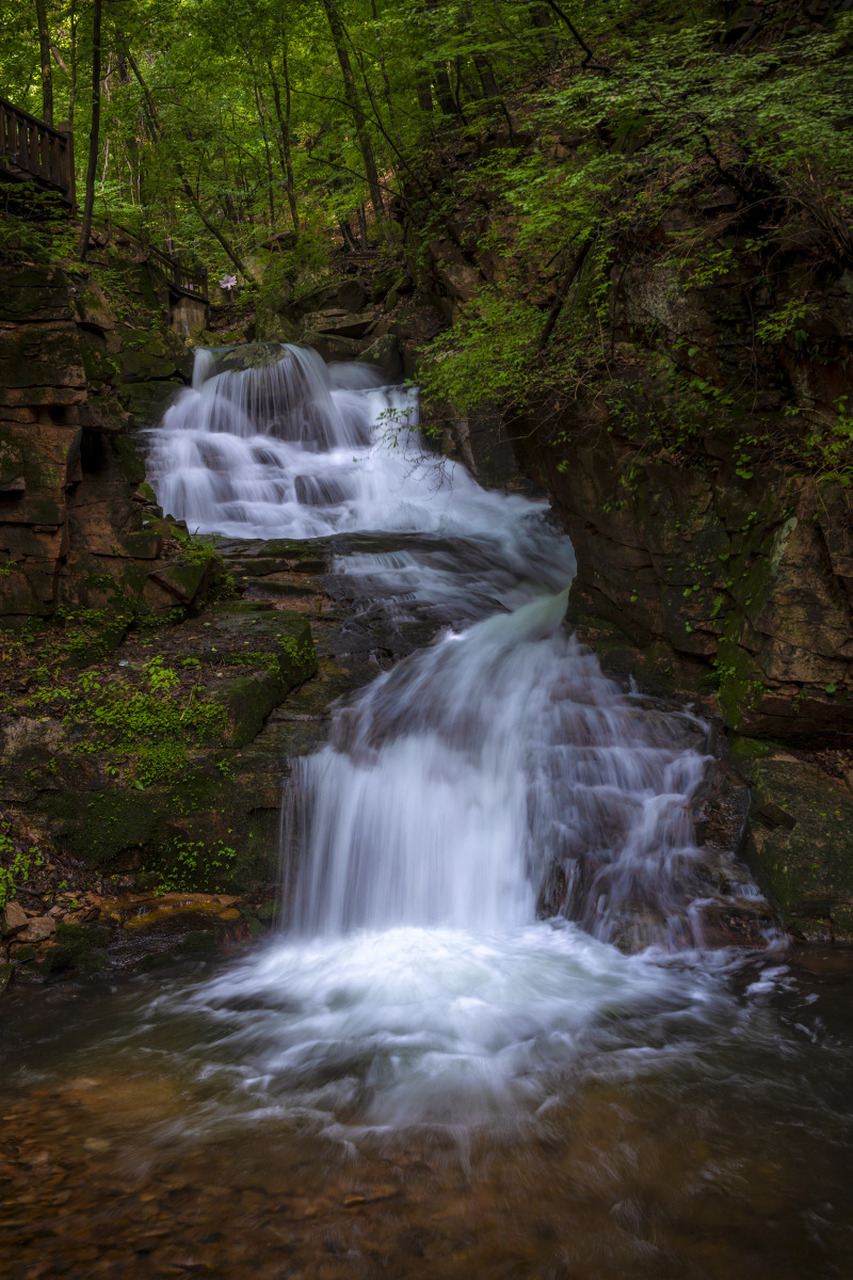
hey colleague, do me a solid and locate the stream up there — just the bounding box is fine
[3,345,853,1278]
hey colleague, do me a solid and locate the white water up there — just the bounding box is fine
[146,344,779,1134]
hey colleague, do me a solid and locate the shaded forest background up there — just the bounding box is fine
[3,0,852,448]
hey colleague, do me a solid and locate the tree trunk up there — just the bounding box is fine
[268,50,299,231]
[68,0,77,129]
[319,0,385,225]
[472,51,500,101]
[34,0,54,125]
[539,0,596,67]
[415,74,433,114]
[77,0,101,260]
[123,45,253,278]
[530,2,555,44]
[338,217,359,252]
[369,0,395,123]
[423,0,456,116]
[253,80,276,225]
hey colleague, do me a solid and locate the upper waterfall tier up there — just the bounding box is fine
[145,344,577,617]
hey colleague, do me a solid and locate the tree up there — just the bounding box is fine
[318,0,385,224]
[34,0,54,124]
[76,0,100,259]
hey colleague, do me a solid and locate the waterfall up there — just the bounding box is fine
[147,344,778,1133]
[288,590,709,950]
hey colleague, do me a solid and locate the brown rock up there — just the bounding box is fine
[2,901,28,934]
[19,916,56,943]
[300,308,378,339]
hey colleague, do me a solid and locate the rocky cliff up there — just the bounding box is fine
[0,259,200,621]
[387,48,853,939]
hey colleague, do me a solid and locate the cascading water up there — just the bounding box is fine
[4,344,852,1280]
[143,343,779,1133]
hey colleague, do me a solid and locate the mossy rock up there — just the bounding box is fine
[116,328,179,382]
[744,757,853,941]
[726,733,780,769]
[118,379,183,426]
[251,310,300,344]
[178,928,219,957]
[0,265,73,324]
[112,433,147,486]
[211,343,291,375]
[42,921,112,978]
[213,612,318,746]
[78,330,121,387]
[148,559,213,605]
[47,753,282,890]
[58,788,164,868]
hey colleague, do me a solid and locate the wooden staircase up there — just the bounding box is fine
[0,97,74,206]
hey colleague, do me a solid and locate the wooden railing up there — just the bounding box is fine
[146,242,208,302]
[94,220,209,303]
[0,97,74,204]
[0,97,208,302]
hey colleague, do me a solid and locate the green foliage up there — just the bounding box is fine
[0,187,77,264]
[169,530,238,600]
[419,288,543,425]
[0,826,43,911]
[135,741,190,787]
[22,651,228,786]
[260,231,332,301]
[144,837,239,893]
[0,0,582,271]
[414,12,853,445]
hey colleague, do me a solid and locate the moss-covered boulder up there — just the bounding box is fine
[743,756,853,942]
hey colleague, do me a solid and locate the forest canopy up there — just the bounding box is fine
[2,0,851,455]
[1,2,851,279]
[0,0,587,270]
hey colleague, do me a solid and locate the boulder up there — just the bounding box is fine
[299,308,377,340]
[357,335,404,383]
[740,752,853,941]
[2,900,29,934]
[18,915,56,943]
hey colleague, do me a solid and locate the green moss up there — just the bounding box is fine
[63,789,163,867]
[43,921,112,978]
[727,734,778,769]
[120,530,162,560]
[214,671,294,747]
[143,837,239,893]
[746,758,853,941]
[135,741,190,786]
[112,434,146,486]
[178,929,219,957]
[714,632,765,730]
[78,331,120,386]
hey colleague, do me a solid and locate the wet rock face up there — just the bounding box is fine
[251,263,440,383]
[539,431,853,744]
[736,747,853,943]
[410,166,853,743]
[0,263,195,621]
